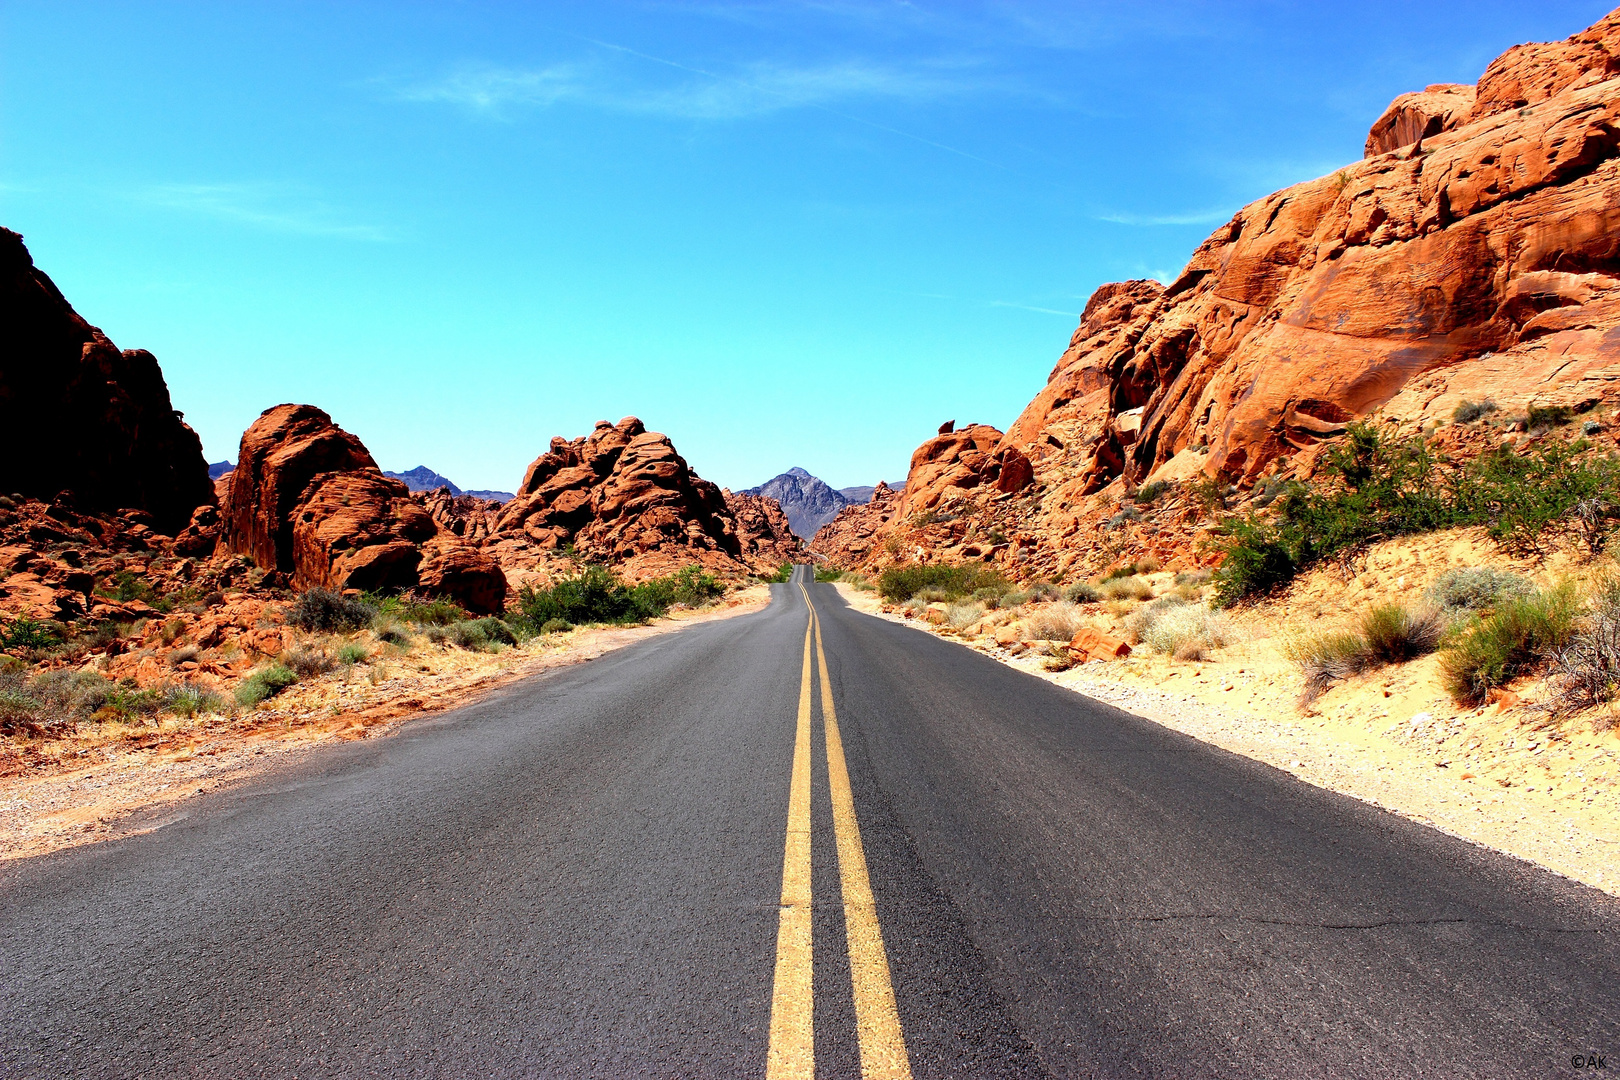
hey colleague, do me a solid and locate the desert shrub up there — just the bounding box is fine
[1544,583,1620,717]
[876,563,1008,604]
[1001,590,1031,607]
[159,618,186,646]
[762,563,794,584]
[912,587,953,604]
[400,598,466,626]
[1025,582,1061,602]
[1290,630,1375,702]
[1212,423,1620,605]
[1359,603,1445,664]
[336,642,370,664]
[423,625,450,645]
[517,564,718,629]
[235,664,298,706]
[1585,421,1605,436]
[1105,507,1141,531]
[1023,601,1087,641]
[1103,560,1159,581]
[0,617,60,653]
[1142,604,1230,659]
[164,684,224,718]
[449,620,492,651]
[1452,398,1498,423]
[539,618,573,634]
[945,601,985,629]
[289,588,377,633]
[638,565,726,609]
[815,567,845,583]
[1424,567,1534,614]
[1122,596,1185,643]
[167,646,200,668]
[1134,480,1170,505]
[1440,585,1581,705]
[1099,576,1153,601]
[1189,475,1228,515]
[372,619,410,645]
[284,647,335,678]
[1174,569,1212,587]
[99,570,155,605]
[1528,403,1574,430]
[1065,582,1102,603]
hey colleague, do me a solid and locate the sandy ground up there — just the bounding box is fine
[0,588,769,862]
[832,580,1620,897]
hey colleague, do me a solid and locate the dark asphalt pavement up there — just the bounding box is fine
[2,565,1617,1077]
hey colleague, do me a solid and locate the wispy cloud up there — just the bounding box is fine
[390,53,993,121]
[989,299,1080,317]
[1095,208,1233,227]
[131,183,393,241]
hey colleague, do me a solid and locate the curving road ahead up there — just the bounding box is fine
[2,565,1617,1077]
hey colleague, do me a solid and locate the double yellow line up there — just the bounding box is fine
[766,574,911,1080]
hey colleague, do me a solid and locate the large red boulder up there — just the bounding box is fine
[0,228,213,533]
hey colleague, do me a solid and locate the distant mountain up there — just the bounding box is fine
[208,460,234,480]
[383,466,514,503]
[743,467,900,539]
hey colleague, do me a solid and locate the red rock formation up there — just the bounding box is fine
[221,405,506,611]
[490,417,763,580]
[725,490,802,566]
[814,8,1620,585]
[0,228,213,532]
[810,482,903,564]
[899,425,1005,514]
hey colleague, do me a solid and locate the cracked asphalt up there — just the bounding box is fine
[2,566,1617,1077]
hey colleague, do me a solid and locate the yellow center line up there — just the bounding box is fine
[809,586,914,1080]
[765,604,815,1079]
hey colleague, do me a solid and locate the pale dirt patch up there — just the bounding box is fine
[0,588,768,862]
[841,539,1620,898]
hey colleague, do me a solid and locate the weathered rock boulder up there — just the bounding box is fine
[899,424,1005,515]
[1364,83,1476,156]
[492,417,758,579]
[0,228,213,533]
[725,490,802,565]
[221,404,506,611]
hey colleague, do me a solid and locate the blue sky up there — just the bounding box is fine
[4,2,1614,492]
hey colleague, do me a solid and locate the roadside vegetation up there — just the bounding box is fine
[1210,421,1620,607]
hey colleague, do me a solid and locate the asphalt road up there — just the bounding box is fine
[3,564,1617,1078]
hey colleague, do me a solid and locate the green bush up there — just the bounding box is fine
[1545,582,1620,716]
[1134,479,1170,505]
[448,617,518,652]
[1358,603,1445,664]
[539,618,573,634]
[98,570,155,605]
[876,563,1008,604]
[1452,398,1498,423]
[284,647,335,678]
[1440,585,1581,706]
[1099,576,1153,601]
[814,567,845,583]
[1211,422,1620,606]
[164,684,224,718]
[1065,582,1102,603]
[763,563,794,584]
[1528,404,1573,429]
[289,588,377,632]
[1290,630,1376,702]
[336,642,370,665]
[236,664,298,706]
[0,617,60,653]
[516,564,721,629]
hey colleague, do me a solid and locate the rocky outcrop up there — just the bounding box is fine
[742,468,848,538]
[814,8,1620,584]
[490,417,760,580]
[725,490,802,566]
[0,228,213,533]
[899,425,1034,515]
[810,482,903,564]
[221,405,506,612]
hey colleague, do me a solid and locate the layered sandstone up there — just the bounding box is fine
[724,490,802,566]
[0,228,213,533]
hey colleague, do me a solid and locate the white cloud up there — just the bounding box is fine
[133,182,394,241]
[1095,208,1233,227]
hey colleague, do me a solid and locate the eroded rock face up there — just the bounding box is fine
[221,404,506,611]
[1007,6,1620,492]
[492,417,754,579]
[725,491,802,565]
[0,228,213,533]
[221,405,377,573]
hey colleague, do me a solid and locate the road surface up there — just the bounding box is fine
[2,565,1616,1077]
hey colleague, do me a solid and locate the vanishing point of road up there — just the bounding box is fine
[3,566,1616,1077]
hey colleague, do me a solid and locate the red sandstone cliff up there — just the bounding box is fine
[0,228,213,533]
[814,8,1620,581]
